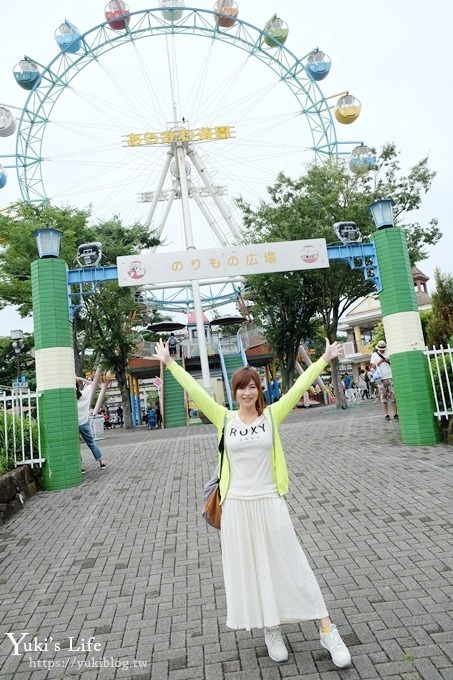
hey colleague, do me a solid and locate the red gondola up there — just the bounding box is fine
[214,0,239,28]
[104,1,130,31]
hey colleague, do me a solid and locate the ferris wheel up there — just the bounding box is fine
[1,1,372,313]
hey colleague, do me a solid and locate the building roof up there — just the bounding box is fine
[187,311,210,325]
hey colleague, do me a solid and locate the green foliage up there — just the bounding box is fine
[419,310,432,344]
[238,144,439,397]
[429,357,453,412]
[0,335,36,390]
[0,202,161,427]
[426,270,453,347]
[0,412,39,474]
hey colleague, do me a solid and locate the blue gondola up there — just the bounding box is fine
[0,166,7,189]
[349,145,377,174]
[54,20,82,54]
[305,50,331,81]
[13,59,41,90]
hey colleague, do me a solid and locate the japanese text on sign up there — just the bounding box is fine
[117,240,329,287]
[123,126,233,147]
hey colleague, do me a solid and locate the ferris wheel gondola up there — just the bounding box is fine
[54,20,83,54]
[263,14,289,47]
[0,166,7,188]
[0,107,16,138]
[159,0,185,22]
[13,58,41,91]
[305,49,331,82]
[349,144,377,174]
[214,0,239,28]
[104,0,130,31]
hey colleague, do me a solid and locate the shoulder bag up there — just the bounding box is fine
[202,427,225,530]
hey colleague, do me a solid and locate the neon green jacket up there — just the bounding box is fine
[166,358,328,503]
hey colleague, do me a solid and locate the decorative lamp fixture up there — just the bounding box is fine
[368,198,395,229]
[10,329,24,380]
[10,328,24,343]
[76,242,102,267]
[333,221,362,244]
[34,227,63,258]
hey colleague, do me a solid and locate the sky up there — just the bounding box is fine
[0,0,451,335]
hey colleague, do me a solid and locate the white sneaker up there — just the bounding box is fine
[264,626,288,663]
[320,624,351,668]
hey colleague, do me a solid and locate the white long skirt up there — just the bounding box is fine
[221,495,329,630]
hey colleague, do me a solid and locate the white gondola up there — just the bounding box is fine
[0,107,16,138]
[159,0,185,21]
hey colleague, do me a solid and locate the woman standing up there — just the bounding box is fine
[153,338,351,668]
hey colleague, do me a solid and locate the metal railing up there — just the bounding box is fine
[425,345,453,420]
[0,387,44,468]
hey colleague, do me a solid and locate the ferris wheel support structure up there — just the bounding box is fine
[175,138,212,388]
[187,143,241,241]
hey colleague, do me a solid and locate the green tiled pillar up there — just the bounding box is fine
[372,228,439,445]
[31,258,81,489]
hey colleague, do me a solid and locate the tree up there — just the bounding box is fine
[426,270,453,347]
[0,203,159,427]
[238,144,440,405]
[0,334,35,390]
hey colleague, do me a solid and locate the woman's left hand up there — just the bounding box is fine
[322,338,343,363]
[153,338,172,365]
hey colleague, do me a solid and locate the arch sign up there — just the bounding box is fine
[117,239,329,286]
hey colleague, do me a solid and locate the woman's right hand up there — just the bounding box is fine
[153,338,172,365]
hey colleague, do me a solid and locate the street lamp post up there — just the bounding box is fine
[10,329,24,381]
[369,199,439,445]
[32,227,82,489]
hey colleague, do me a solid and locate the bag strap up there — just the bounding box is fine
[217,417,227,500]
[377,351,390,364]
[218,425,225,478]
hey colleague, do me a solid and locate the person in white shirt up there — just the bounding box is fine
[76,378,106,469]
[370,341,398,421]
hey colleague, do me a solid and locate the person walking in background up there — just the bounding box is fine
[358,369,369,399]
[343,372,354,401]
[116,404,124,427]
[367,365,379,400]
[154,399,162,428]
[370,340,398,421]
[153,338,351,669]
[76,377,106,469]
[168,332,178,357]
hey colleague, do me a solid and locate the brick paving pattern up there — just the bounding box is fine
[0,399,452,679]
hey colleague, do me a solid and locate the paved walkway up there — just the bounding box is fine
[0,400,452,679]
